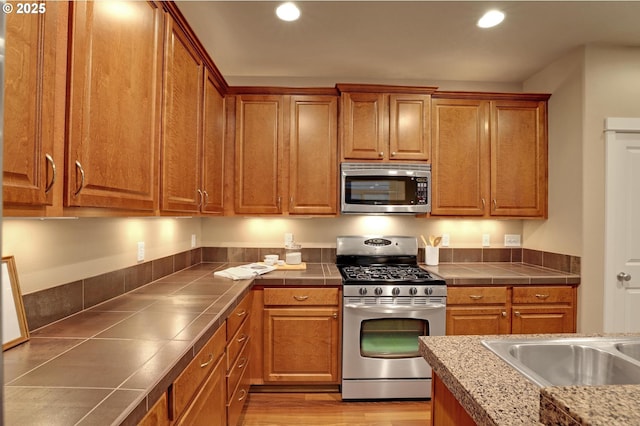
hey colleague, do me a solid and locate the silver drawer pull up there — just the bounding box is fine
[45,153,56,194]
[535,294,550,299]
[236,309,247,317]
[237,334,248,343]
[237,357,247,369]
[468,295,483,300]
[238,389,247,402]
[74,160,85,197]
[514,311,521,317]
[200,353,214,368]
[293,295,309,301]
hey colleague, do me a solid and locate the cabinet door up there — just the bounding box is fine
[511,306,575,334]
[235,95,283,214]
[161,15,203,213]
[389,94,430,161]
[490,100,548,217]
[264,307,340,383]
[3,5,59,207]
[341,92,386,160]
[288,95,338,215]
[201,68,225,214]
[431,99,489,216]
[66,0,162,210]
[446,307,510,335]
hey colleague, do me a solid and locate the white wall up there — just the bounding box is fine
[2,217,201,294]
[2,215,523,295]
[201,216,523,248]
[522,44,640,333]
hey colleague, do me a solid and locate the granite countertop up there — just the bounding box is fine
[423,262,580,286]
[419,334,640,426]
[3,262,337,426]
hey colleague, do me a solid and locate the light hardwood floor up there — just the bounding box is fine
[240,392,431,426]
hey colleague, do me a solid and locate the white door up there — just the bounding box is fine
[604,117,640,332]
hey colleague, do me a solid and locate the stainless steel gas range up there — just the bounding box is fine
[336,235,447,400]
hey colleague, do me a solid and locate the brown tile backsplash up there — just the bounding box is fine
[22,246,579,332]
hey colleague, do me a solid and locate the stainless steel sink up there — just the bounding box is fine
[615,342,640,362]
[482,337,640,387]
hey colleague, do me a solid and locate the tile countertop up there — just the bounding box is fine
[3,262,339,426]
[419,334,640,426]
[422,262,580,286]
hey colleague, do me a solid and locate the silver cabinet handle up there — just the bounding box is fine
[45,153,56,194]
[200,353,214,368]
[237,357,248,369]
[237,334,248,344]
[535,294,550,300]
[293,295,309,302]
[236,309,247,318]
[481,198,486,209]
[618,272,632,282]
[378,152,384,157]
[74,160,85,197]
[391,152,396,157]
[238,389,247,402]
[514,311,521,317]
[469,295,483,300]
[197,189,203,208]
[493,199,497,210]
[332,312,338,319]
[501,311,507,317]
[203,190,209,207]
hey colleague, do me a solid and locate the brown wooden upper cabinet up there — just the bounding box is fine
[66,0,163,211]
[431,93,550,218]
[337,84,436,162]
[233,93,338,215]
[3,3,60,211]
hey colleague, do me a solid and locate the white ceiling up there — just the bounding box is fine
[176,1,640,88]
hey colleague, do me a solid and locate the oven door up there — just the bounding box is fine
[342,299,445,380]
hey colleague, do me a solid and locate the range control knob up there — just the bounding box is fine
[424,287,434,296]
[392,287,401,296]
[374,287,383,296]
[358,287,368,296]
[409,287,418,296]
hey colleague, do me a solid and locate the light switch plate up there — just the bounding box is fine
[137,241,145,262]
[441,234,450,247]
[504,234,521,247]
[191,234,196,248]
[482,234,490,247]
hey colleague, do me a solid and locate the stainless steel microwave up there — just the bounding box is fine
[340,163,431,214]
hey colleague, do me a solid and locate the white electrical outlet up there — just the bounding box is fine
[284,233,294,247]
[441,234,450,247]
[482,233,491,247]
[504,234,521,247]
[137,241,145,262]
[191,234,196,248]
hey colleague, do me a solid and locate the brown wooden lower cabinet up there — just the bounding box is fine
[175,355,227,426]
[431,373,476,426]
[226,293,252,426]
[262,287,341,384]
[446,285,576,335]
[138,392,170,426]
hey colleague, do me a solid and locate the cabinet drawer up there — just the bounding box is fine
[227,293,252,340]
[227,358,251,426]
[447,287,508,305]
[227,316,250,371]
[172,324,226,418]
[227,338,250,397]
[512,286,574,304]
[263,287,339,306]
[139,392,169,426]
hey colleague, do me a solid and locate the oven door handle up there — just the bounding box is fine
[344,303,445,314]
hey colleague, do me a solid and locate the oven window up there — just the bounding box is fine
[360,318,429,358]
[345,177,412,204]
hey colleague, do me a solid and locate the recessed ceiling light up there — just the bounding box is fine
[276,2,300,22]
[477,10,505,28]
